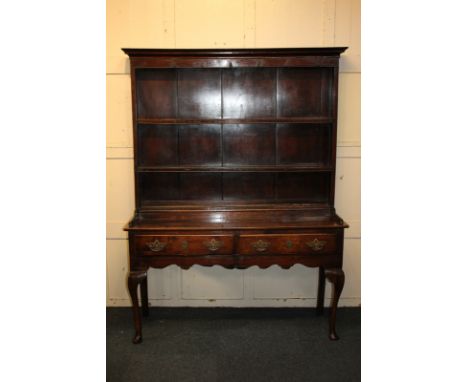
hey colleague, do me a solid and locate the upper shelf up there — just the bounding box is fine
[137,117,334,125]
[136,66,335,120]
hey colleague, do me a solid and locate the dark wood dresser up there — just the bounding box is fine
[122,47,348,344]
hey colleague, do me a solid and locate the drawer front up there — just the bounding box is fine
[238,234,337,255]
[135,235,234,256]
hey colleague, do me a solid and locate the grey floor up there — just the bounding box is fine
[107,307,360,382]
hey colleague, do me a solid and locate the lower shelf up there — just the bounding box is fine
[137,171,332,204]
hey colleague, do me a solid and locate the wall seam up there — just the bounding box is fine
[173,0,176,48]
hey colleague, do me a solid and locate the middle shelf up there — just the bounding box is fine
[136,165,334,173]
[137,123,333,168]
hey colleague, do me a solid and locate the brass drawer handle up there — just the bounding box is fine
[147,239,167,252]
[306,238,326,251]
[204,238,223,252]
[251,239,270,252]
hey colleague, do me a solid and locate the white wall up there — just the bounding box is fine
[106,0,361,307]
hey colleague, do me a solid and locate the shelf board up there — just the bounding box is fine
[136,201,332,211]
[137,117,333,125]
[136,165,334,173]
[126,206,345,231]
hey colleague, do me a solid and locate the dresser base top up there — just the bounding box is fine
[125,206,348,232]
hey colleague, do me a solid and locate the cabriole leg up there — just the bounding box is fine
[316,266,325,315]
[141,276,149,317]
[325,268,345,340]
[127,270,147,344]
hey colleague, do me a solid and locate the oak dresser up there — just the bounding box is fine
[122,47,348,344]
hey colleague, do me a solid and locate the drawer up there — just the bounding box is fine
[135,235,234,256]
[238,233,337,255]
